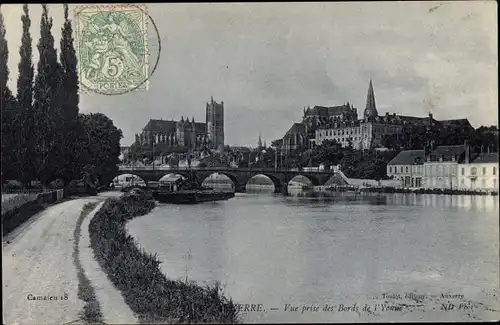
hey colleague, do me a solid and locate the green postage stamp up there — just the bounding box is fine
[74,4,149,95]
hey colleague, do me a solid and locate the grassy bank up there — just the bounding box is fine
[89,195,240,324]
[73,202,105,324]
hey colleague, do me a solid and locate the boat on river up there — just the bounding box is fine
[150,174,235,204]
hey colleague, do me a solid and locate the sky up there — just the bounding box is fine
[2,2,498,147]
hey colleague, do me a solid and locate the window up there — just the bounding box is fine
[389,167,392,173]
[494,167,497,175]
[471,167,477,175]
[482,167,486,175]
[406,166,409,173]
[461,168,464,176]
[400,166,403,173]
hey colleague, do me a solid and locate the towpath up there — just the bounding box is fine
[2,192,132,325]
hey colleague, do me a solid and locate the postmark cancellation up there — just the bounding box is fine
[74,4,149,95]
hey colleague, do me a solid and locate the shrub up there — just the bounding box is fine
[1,194,38,216]
[4,180,23,190]
[89,196,240,324]
[2,197,43,235]
[49,179,65,189]
[67,179,89,195]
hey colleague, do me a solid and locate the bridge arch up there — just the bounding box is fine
[246,174,279,192]
[253,173,283,192]
[158,173,186,182]
[288,174,319,186]
[112,173,146,187]
[200,172,238,191]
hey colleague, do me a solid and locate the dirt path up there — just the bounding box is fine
[2,192,126,325]
[79,201,138,324]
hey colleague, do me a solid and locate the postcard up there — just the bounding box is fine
[1,2,498,324]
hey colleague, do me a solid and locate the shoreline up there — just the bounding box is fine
[88,194,241,324]
[311,186,498,197]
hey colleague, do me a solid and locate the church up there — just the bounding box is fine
[279,80,473,152]
[134,97,225,156]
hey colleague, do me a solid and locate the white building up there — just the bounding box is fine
[315,122,363,149]
[387,150,425,188]
[422,145,468,190]
[457,152,499,191]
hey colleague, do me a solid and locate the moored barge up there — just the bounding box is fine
[150,174,235,204]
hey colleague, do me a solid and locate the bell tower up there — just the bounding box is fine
[363,79,378,119]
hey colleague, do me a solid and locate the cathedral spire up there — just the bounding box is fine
[364,79,378,119]
[258,133,262,149]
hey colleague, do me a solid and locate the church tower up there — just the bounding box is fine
[206,96,225,152]
[363,79,378,119]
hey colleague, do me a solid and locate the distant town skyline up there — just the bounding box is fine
[2,2,497,147]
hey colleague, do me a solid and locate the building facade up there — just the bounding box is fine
[134,97,224,155]
[135,117,208,152]
[387,149,425,187]
[388,146,499,191]
[206,97,225,151]
[457,152,499,191]
[314,80,441,150]
[422,145,469,189]
[280,79,473,153]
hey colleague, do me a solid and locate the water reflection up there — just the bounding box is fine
[127,193,499,323]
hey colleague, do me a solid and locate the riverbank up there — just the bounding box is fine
[72,202,105,324]
[88,195,240,324]
[309,186,498,197]
[360,186,498,196]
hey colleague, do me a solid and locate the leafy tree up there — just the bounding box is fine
[16,4,35,185]
[469,126,499,152]
[59,3,80,182]
[311,139,344,167]
[33,4,63,185]
[78,113,123,186]
[0,7,18,181]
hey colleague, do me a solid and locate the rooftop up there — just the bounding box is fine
[284,123,306,137]
[429,145,466,162]
[305,105,352,117]
[470,152,499,164]
[143,119,206,134]
[388,150,425,165]
[439,118,473,129]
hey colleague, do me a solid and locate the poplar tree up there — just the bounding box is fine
[16,4,35,186]
[60,3,81,182]
[0,6,18,182]
[33,4,63,185]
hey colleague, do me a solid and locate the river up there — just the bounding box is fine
[126,191,499,322]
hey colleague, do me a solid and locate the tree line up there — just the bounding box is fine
[1,4,122,188]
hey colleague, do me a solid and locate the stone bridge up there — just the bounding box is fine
[115,166,349,193]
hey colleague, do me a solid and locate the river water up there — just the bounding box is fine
[126,191,499,322]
